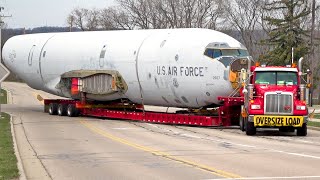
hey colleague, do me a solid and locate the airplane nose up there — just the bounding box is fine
[2,42,14,68]
[2,46,8,66]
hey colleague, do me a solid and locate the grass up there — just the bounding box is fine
[310,113,320,127]
[0,89,7,104]
[308,121,320,127]
[313,113,320,119]
[0,112,19,180]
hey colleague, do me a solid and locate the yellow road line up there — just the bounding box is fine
[80,120,242,178]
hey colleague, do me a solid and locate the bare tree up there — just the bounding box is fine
[157,0,223,28]
[99,8,116,30]
[100,7,136,30]
[116,0,153,29]
[222,0,265,59]
[67,15,74,31]
[86,9,100,30]
[67,0,224,30]
[197,0,224,29]
[67,8,89,31]
[115,0,224,29]
[67,8,100,31]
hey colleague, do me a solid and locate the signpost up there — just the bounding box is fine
[0,7,11,117]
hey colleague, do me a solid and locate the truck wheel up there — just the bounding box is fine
[48,103,58,115]
[57,104,68,116]
[239,116,245,131]
[297,123,307,136]
[246,121,256,135]
[67,104,79,117]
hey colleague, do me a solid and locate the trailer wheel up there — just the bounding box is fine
[239,116,245,132]
[57,104,68,116]
[48,103,58,115]
[297,123,307,136]
[246,121,256,135]
[67,104,79,117]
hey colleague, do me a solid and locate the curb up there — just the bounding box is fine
[309,126,320,131]
[10,115,27,180]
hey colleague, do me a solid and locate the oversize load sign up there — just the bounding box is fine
[254,116,303,127]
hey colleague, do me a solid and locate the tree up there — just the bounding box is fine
[261,0,311,65]
[99,7,135,30]
[115,0,224,29]
[86,8,100,31]
[116,0,156,29]
[222,0,265,59]
[67,8,100,31]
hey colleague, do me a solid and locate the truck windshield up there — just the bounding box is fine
[204,48,249,59]
[255,71,298,85]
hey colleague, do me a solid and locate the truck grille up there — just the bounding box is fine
[265,93,293,114]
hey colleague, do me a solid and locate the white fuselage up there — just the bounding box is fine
[2,28,246,108]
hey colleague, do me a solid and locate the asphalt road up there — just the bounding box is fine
[2,82,320,180]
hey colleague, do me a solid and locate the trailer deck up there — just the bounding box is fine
[44,97,244,127]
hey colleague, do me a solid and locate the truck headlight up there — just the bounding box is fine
[296,105,306,110]
[251,105,261,110]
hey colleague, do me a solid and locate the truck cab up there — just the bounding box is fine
[241,62,310,136]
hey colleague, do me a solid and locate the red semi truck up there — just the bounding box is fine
[238,58,310,136]
[44,58,310,136]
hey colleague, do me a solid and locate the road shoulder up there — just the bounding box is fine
[10,115,26,180]
[12,115,51,180]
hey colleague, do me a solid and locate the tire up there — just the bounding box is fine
[246,121,256,135]
[239,116,245,132]
[48,103,58,115]
[67,104,79,117]
[57,104,68,116]
[297,123,307,136]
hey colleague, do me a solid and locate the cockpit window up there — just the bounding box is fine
[204,48,249,59]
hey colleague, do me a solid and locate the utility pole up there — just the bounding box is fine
[0,6,12,62]
[310,0,316,106]
[0,6,11,118]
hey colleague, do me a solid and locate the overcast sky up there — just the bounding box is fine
[1,0,115,28]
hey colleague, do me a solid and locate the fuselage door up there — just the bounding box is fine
[28,45,36,66]
[99,45,107,68]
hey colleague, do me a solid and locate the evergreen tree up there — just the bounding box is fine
[261,0,310,65]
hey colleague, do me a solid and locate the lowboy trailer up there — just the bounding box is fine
[43,57,311,136]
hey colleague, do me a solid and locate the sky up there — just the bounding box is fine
[1,0,115,28]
